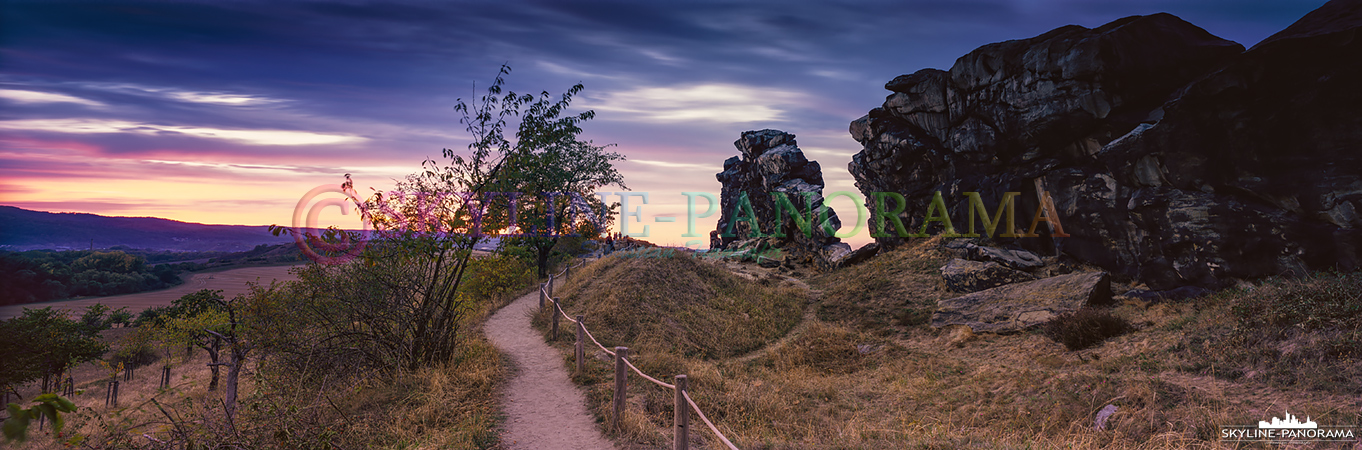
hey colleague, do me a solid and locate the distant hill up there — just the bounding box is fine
[0,206,294,252]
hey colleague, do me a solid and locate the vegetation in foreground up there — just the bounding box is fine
[4,65,620,449]
[548,239,1362,449]
[3,250,533,449]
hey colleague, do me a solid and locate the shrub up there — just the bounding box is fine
[1043,307,1133,351]
[462,253,535,302]
[111,328,159,367]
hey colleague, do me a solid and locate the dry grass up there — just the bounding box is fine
[8,331,507,450]
[546,239,1362,449]
[6,258,535,450]
[810,237,952,334]
[546,252,808,359]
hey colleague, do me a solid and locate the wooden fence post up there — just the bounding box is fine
[106,379,119,408]
[566,263,571,279]
[539,283,546,311]
[675,375,688,450]
[548,274,554,298]
[575,315,585,376]
[551,298,561,341]
[613,347,629,432]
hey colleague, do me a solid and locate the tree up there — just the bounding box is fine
[340,65,549,371]
[163,295,228,391]
[259,66,608,378]
[78,302,111,335]
[485,81,625,277]
[0,308,107,395]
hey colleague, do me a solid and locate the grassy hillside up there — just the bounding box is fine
[548,240,1362,449]
[550,252,808,360]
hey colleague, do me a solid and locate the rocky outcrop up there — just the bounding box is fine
[931,271,1112,333]
[710,130,852,270]
[940,258,1036,293]
[962,244,1043,271]
[850,1,1362,289]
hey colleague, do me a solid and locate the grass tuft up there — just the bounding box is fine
[1044,307,1134,351]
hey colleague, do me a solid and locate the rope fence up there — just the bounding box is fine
[538,258,741,450]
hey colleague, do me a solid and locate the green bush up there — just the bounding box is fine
[462,253,535,302]
[1044,307,1133,351]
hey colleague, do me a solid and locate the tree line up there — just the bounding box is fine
[0,250,202,306]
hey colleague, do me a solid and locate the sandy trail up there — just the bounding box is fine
[484,278,616,450]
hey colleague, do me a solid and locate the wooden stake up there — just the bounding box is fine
[575,315,585,376]
[613,347,628,432]
[675,375,689,450]
[551,297,561,341]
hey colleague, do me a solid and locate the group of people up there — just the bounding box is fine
[600,232,627,256]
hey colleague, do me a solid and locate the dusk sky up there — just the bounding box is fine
[1,0,1327,248]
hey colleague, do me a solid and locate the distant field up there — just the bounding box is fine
[0,264,302,320]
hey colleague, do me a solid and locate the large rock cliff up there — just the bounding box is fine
[849,0,1362,289]
[711,130,852,270]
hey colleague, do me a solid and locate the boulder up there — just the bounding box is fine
[963,244,1043,271]
[839,242,881,268]
[712,130,850,271]
[850,1,1362,288]
[940,258,1036,293]
[931,271,1112,333]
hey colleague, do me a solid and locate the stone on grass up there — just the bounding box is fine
[931,271,1112,333]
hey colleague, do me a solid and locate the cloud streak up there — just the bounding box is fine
[0,118,365,146]
[0,0,1330,243]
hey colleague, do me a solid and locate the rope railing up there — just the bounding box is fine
[536,258,741,450]
[622,357,675,390]
[683,390,741,450]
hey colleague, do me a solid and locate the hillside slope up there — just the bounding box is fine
[0,205,292,251]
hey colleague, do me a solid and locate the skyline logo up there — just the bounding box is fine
[1259,410,1317,429]
[1221,408,1356,444]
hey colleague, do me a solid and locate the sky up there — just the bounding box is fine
[0,0,1329,248]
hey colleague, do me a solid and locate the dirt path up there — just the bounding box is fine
[484,278,616,450]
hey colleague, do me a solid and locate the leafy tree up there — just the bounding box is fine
[78,302,111,335]
[107,307,133,328]
[259,66,587,375]
[208,289,260,422]
[171,289,225,318]
[0,308,106,394]
[134,305,174,327]
[163,291,229,390]
[484,80,625,277]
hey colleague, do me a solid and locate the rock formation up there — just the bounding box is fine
[940,258,1036,293]
[931,271,1113,334]
[710,130,852,270]
[850,1,1362,289]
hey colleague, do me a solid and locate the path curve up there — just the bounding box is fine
[484,279,616,450]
